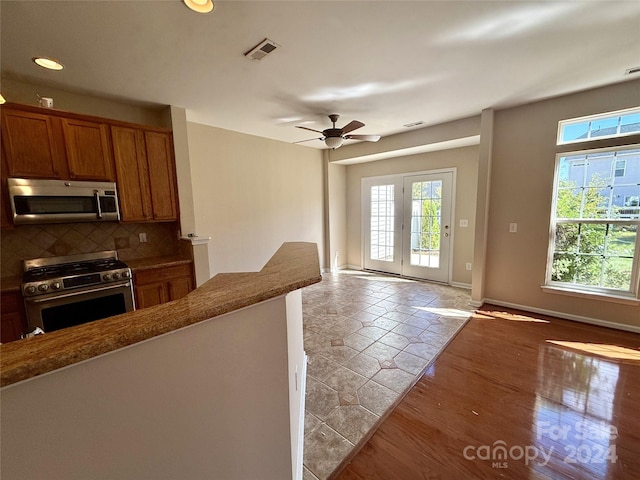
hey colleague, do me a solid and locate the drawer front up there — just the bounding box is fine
[134,263,192,285]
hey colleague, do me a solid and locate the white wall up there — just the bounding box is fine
[1,294,304,480]
[185,123,325,276]
[327,161,348,270]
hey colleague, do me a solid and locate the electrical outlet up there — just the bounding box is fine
[466,262,472,271]
[459,219,469,228]
[139,232,147,243]
[509,223,518,233]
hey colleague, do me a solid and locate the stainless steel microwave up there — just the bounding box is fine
[8,178,120,224]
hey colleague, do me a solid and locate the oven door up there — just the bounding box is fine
[24,282,135,333]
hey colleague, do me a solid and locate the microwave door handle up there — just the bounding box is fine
[94,190,103,219]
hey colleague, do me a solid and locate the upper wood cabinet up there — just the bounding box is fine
[61,118,114,181]
[112,126,152,222]
[145,131,178,221]
[1,107,62,178]
[112,127,178,222]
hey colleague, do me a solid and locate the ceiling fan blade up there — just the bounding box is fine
[345,134,381,142]
[295,125,324,134]
[340,120,365,134]
[293,137,322,144]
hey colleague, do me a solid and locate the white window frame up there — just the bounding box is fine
[544,143,640,303]
[557,106,640,145]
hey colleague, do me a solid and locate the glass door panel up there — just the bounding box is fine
[363,177,403,274]
[402,172,453,282]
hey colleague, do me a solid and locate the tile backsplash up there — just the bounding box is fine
[1,222,180,277]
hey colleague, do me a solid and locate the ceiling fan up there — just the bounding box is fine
[295,114,381,149]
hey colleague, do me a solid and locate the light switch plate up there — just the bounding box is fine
[509,223,518,233]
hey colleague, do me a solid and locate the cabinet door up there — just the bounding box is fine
[112,126,152,222]
[168,275,194,301]
[1,108,61,178]
[135,282,167,310]
[61,118,114,181]
[1,291,27,343]
[1,148,13,229]
[145,131,178,221]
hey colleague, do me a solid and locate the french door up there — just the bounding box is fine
[363,170,453,282]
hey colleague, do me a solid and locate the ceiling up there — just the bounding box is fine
[2,0,639,149]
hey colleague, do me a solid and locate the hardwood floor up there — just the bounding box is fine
[333,306,640,480]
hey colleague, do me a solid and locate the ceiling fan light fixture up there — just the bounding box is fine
[325,136,343,149]
[183,0,215,14]
[32,56,64,71]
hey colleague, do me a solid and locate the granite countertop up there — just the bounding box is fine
[0,242,322,387]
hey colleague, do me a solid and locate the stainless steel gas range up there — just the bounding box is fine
[21,251,135,333]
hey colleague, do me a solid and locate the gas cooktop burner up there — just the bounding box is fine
[21,251,132,297]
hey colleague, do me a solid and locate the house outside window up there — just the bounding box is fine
[547,110,640,300]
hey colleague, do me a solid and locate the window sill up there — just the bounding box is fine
[541,285,640,306]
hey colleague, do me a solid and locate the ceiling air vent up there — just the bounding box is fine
[404,121,425,128]
[245,38,279,61]
[625,66,640,75]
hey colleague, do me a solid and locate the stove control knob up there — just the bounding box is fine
[25,285,37,295]
[121,270,130,279]
[103,273,111,281]
[113,272,121,280]
[38,284,49,292]
[50,282,61,290]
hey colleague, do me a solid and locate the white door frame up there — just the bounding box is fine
[361,168,456,283]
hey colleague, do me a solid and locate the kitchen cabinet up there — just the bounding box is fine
[145,131,178,221]
[111,126,152,222]
[1,107,63,178]
[1,105,114,181]
[1,148,13,229]
[61,118,114,181]
[1,291,27,343]
[133,263,194,309]
[112,127,178,222]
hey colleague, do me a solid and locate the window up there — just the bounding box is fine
[547,144,640,297]
[548,106,640,301]
[557,107,640,145]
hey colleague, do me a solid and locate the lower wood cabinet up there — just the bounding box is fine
[1,291,27,343]
[133,263,194,310]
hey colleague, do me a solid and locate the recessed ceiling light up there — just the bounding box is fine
[183,0,214,13]
[33,57,64,71]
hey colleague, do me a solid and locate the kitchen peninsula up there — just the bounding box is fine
[0,242,321,480]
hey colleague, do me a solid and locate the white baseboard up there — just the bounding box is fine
[483,298,640,334]
[450,281,471,290]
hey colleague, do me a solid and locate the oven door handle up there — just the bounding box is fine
[26,282,132,303]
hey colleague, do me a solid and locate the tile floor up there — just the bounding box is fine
[301,270,473,480]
